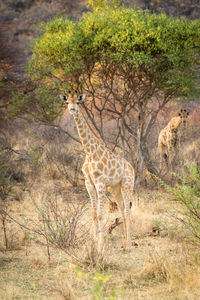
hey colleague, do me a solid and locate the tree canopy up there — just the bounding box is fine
[30,6,199,97]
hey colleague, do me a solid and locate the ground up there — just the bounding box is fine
[0,188,200,300]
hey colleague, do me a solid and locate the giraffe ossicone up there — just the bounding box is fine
[60,91,135,252]
[158,109,189,170]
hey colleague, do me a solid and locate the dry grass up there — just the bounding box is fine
[1,187,200,300]
[1,121,200,299]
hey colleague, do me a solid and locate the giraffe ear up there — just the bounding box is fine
[59,95,68,103]
[77,94,86,103]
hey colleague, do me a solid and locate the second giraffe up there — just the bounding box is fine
[158,109,189,170]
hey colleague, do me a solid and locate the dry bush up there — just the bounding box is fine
[136,245,200,296]
[0,201,26,251]
[0,121,46,201]
[50,279,76,300]
[33,195,115,270]
[5,192,113,270]
[34,196,89,250]
[45,143,84,187]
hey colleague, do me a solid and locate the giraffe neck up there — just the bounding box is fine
[73,109,105,155]
[168,116,182,131]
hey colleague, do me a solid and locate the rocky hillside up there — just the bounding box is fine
[0,0,88,82]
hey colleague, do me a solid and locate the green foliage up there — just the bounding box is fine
[0,147,14,200]
[0,162,12,199]
[76,267,124,299]
[7,93,31,118]
[88,0,121,11]
[29,6,200,98]
[7,86,63,123]
[34,87,63,122]
[169,162,200,247]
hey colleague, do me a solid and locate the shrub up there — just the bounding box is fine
[168,162,200,246]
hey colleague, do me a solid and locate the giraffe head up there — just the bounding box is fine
[178,109,189,126]
[59,91,86,115]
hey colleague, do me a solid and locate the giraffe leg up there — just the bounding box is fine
[173,134,179,168]
[82,164,98,238]
[85,178,98,237]
[95,182,106,253]
[168,144,174,171]
[158,143,165,170]
[121,180,133,252]
[109,184,127,249]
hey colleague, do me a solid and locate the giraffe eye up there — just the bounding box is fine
[75,90,78,93]
[68,90,71,94]
[62,95,69,104]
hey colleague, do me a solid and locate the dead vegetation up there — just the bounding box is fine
[0,109,200,299]
[0,179,200,299]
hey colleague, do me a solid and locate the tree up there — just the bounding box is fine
[12,2,200,181]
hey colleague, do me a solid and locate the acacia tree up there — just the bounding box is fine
[14,1,200,181]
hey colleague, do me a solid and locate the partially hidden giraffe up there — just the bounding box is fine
[60,91,135,252]
[158,109,189,170]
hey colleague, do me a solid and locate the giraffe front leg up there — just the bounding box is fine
[168,145,174,171]
[121,182,132,252]
[95,183,106,253]
[82,163,98,239]
[85,179,98,238]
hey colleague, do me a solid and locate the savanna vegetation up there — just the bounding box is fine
[0,0,200,299]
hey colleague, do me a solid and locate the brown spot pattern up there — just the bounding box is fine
[93,171,101,177]
[98,163,104,171]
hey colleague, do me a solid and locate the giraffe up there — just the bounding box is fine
[158,109,189,170]
[59,91,135,252]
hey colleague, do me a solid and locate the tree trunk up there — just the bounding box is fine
[135,127,159,186]
[135,127,144,186]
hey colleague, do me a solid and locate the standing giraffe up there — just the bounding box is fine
[59,91,135,252]
[158,109,189,170]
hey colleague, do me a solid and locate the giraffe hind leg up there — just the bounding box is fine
[164,153,168,167]
[159,143,166,170]
[109,184,128,250]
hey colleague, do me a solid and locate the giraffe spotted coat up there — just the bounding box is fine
[60,92,135,252]
[158,109,189,169]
